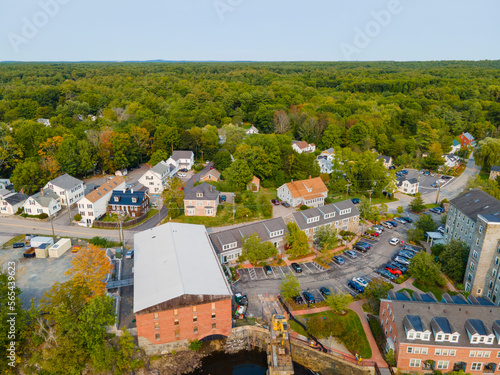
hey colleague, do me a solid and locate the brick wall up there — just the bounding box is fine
[136,298,232,346]
[184,199,218,217]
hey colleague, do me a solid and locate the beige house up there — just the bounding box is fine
[183,183,220,217]
[277,177,328,208]
[200,168,221,182]
[247,176,260,192]
[489,166,500,180]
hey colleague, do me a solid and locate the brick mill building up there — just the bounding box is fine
[133,223,233,354]
[380,290,500,374]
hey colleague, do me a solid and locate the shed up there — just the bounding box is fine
[35,243,50,258]
[48,238,72,258]
[30,236,54,248]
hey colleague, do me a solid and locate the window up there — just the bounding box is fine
[470,363,482,371]
[212,302,216,310]
[196,193,203,197]
[470,262,475,272]
[194,327,198,334]
[473,250,478,260]
[174,309,178,316]
[444,334,450,341]
[407,347,413,353]
[193,306,197,312]
[414,347,420,354]
[421,348,428,355]
[408,332,414,339]
[436,361,449,370]
[472,336,478,343]
[193,316,197,323]
[497,352,500,358]
[155,333,160,341]
[479,225,483,233]
[449,350,456,356]
[212,323,216,330]
[174,319,179,326]
[175,330,180,338]
[415,332,421,339]
[154,312,159,319]
[212,312,216,319]
[423,333,430,340]
[476,238,480,246]
[442,349,449,356]
[436,334,443,341]
[435,349,441,355]
[154,322,160,329]
[409,359,421,367]
[451,334,459,342]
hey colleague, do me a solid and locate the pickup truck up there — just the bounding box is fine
[23,247,36,258]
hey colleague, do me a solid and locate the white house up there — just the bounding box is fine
[246,125,259,135]
[166,150,195,171]
[442,154,460,168]
[0,179,11,190]
[44,173,85,206]
[319,148,335,161]
[377,155,393,169]
[138,161,176,196]
[277,177,328,208]
[450,139,460,154]
[23,188,61,216]
[0,190,28,215]
[292,141,316,154]
[77,176,126,227]
[316,158,333,174]
[397,177,419,195]
[37,118,50,127]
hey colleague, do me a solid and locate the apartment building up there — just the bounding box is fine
[380,290,500,374]
[43,173,85,206]
[138,161,176,196]
[133,223,233,355]
[444,188,500,302]
[183,183,219,217]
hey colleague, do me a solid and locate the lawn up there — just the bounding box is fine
[412,280,446,300]
[328,195,397,205]
[1,234,25,249]
[289,310,372,359]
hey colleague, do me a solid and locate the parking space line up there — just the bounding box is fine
[302,263,315,274]
[271,267,278,279]
[279,267,286,277]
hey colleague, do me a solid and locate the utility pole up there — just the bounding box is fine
[345,182,352,199]
[49,213,55,241]
[232,193,236,222]
[435,182,442,204]
[158,196,163,226]
[368,189,374,204]
[65,191,72,225]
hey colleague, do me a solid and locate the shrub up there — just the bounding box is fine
[189,339,202,351]
[16,207,24,215]
[38,213,49,219]
[299,205,309,211]
[74,213,82,222]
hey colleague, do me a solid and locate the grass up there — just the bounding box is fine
[328,195,398,205]
[2,234,25,249]
[289,310,372,359]
[412,280,446,300]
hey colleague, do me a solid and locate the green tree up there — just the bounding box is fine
[314,225,339,251]
[474,137,500,171]
[240,233,277,264]
[285,222,310,258]
[408,251,445,287]
[213,149,232,172]
[280,273,300,301]
[223,159,253,191]
[325,292,352,314]
[149,149,170,166]
[11,158,46,194]
[162,177,185,218]
[416,213,438,233]
[439,240,470,283]
[115,328,141,373]
[409,194,425,212]
[364,278,393,313]
[397,206,404,214]
[358,196,380,222]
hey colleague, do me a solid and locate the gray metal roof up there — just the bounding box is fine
[491,165,500,172]
[292,200,359,231]
[403,315,427,332]
[184,183,219,201]
[171,150,194,161]
[431,317,456,334]
[29,189,59,207]
[450,188,500,223]
[209,217,288,254]
[133,223,232,313]
[150,161,174,175]
[47,173,83,190]
[465,319,491,336]
[4,192,28,205]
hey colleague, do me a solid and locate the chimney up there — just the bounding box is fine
[291,179,293,183]
[41,188,44,196]
[131,188,134,194]
[309,175,311,179]
[210,185,213,191]
[21,188,24,194]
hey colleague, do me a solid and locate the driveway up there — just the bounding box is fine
[436,151,480,202]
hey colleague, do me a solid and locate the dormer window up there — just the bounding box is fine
[324,213,335,219]
[270,229,284,238]
[114,197,119,202]
[222,242,237,251]
[306,216,320,224]
[197,193,203,198]
[132,197,137,203]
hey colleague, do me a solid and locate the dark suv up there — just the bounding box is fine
[302,291,315,304]
[291,263,302,273]
[347,280,364,293]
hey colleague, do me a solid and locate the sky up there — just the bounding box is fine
[0,0,499,62]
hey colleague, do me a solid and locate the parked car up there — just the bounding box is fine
[291,263,302,273]
[376,269,397,281]
[281,201,290,208]
[388,220,398,227]
[385,264,403,275]
[320,287,331,297]
[402,245,422,254]
[373,225,385,231]
[293,295,304,305]
[437,225,445,234]
[401,169,408,175]
[365,231,379,237]
[381,221,393,229]
[357,242,371,250]
[220,195,227,202]
[429,207,442,214]
[389,262,408,273]
[389,237,400,246]
[344,250,358,259]
[424,170,430,176]
[393,217,407,224]
[353,243,369,252]
[435,207,445,213]
[352,277,369,288]
[441,175,452,180]
[264,265,272,275]
[401,217,413,223]
[271,199,280,206]
[332,256,345,265]
[388,165,396,170]
[302,291,316,304]
[13,242,25,248]
[351,198,360,204]
[371,226,383,234]
[125,249,134,259]
[398,251,415,259]
[394,256,410,265]
[347,280,365,293]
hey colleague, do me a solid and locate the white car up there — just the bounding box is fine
[371,227,383,234]
[352,277,369,288]
[389,237,400,246]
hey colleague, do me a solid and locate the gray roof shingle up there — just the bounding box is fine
[450,188,500,223]
[47,173,83,190]
[291,200,359,231]
[184,183,219,201]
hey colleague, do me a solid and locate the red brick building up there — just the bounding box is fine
[133,223,233,354]
[380,290,500,374]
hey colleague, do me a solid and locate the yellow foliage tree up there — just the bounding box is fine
[65,245,113,300]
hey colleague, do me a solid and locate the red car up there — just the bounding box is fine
[385,265,402,275]
[271,199,280,205]
[365,231,379,237]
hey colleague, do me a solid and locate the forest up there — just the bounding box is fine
[1,61,500,195]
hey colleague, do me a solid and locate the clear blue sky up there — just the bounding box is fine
[1,0,499,62]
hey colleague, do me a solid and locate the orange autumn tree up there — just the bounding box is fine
[38,136,63,180]
[65,245,113,299]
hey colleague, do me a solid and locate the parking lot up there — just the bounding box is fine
[235,214,422,317]
[397,169,454,195]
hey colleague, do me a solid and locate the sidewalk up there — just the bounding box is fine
[349,300,388,368]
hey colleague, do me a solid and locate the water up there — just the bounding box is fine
[187,349,315,375]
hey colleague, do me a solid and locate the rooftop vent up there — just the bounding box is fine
[484,206,489,209]
[465,193,471,197]
[474,199,480,203]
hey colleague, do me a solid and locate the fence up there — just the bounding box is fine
[93,212,148,228]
